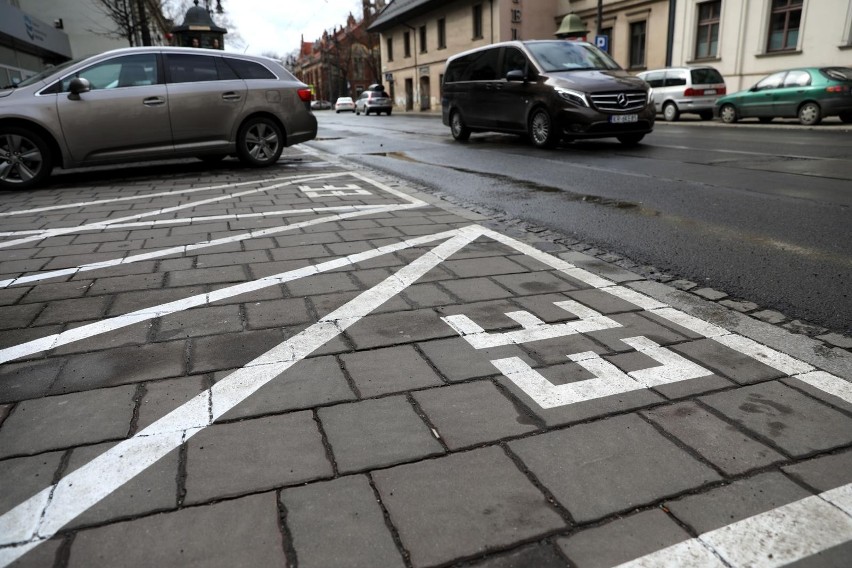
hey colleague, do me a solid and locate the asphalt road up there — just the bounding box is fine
[307,111,852,335]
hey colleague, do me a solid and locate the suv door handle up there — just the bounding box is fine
[143,97,165,106]
[222,92,242,101]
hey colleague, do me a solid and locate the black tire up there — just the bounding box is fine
[355,108,360,115]
[758,117,773,124]
[450,111,471,141]
[840,111,852,124]
[798,102,821,126]
[0,127,54,190]
[386,110,392,116]
[528,108,559,148]
[719,104,738,124]
[197,154,227,163]
[617,133,645,146]
[699,110,713,121]
[236,117,283,167]
[663,102,680,122]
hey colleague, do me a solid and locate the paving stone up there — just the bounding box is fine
[436,298,538,332]
[219,355,356,420]
[437,277,515,302]
[442,256,528,279]
[0,286,31,306]
[156,257,195,272]
[521,334,611,366]
[0,451,63,517]
[73,261,158,281]
[285,271,360,297]
[417,336,527,382]
[566,288,644,314]
[68,492,286,567]
[185,411,332,504]
[32,296,110,326]
[692,287,728,301]
[337,227,405,241]
[106,286,206,315]
[63,441,179,529]
[815,332,852,349]
[783,319,828,336]
[51,320,153,355]
[751,309,787,324]
[0,304,44,330]
[701,381,852,457]
[719,299,760,313]
[782,449,852,492]
[136,375,209,431]
[86,273,165,295]
[670,338,785,385]
[167,265,247,287]
[0,385,136,458]
[189,328,284,374]
[665,471,811,534]
[53,341,187,393]
[346,308,456,350]
[34,243,99,257]
[0,404,9,426]
[557,252,644,283]
[268,244,331,262]
[413,381,539,449]
[155,304,243,340]
[73,230,131,244]
[340,344,444,397]
[557,509,691,568]
[0,358,65,403]
[281,475,404,568]
[642,401,785,476]
[400,282,455,308]
[466,542,566,568]
[491,271,579,296]
[372,446,565,568]
[586,312,693,352]
[0,258,49,275]
[17,280,92,303]
[507,254,555,272]
[669,279,698,291]
[244,297,313,329]
[604,350,734,400]
[6,537,62,568]
[508,413,720,522]
[320,396,444,473]
[42,252,126,270]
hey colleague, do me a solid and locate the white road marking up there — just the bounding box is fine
[615,483,852,568]
[793,370,852,405]
[298,183,372,198]
[621,336,712,386]
[0,228,480,566]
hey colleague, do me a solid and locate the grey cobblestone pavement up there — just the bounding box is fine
[1,149,851,567]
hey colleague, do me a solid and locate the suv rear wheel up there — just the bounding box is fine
[0,127,54,190]
[529,108,559,149]
[237,117,283,167]
[663,102,680,122]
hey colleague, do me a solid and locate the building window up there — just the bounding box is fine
[386,37,393,62]
[419,25,427,53]
[629,21,647,68]
[473,4,483,39]
[438,18,446,49]
[695,1,721,59]
[767,0,802,52]
[404,31,411,58]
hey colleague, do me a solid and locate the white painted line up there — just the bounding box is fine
[713,334,814,376]
[648,307,730,338]
[441,300,621,349]
[604,286,668,310]
[0,228,463,364]
[618,484,852,568]
[792,371,852,406]
[621,336,713,386]
[0,229,479,565]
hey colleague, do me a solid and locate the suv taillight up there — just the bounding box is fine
[683,88,699,96]
[297,88,312,102]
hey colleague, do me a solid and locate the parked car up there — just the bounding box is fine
[0,46,317,190]
[335,97,355,113]
[441,40,654,148]
[715,67,852,125]
[311,99,332,110]
[637,66,726,121]
[355,89,392,115]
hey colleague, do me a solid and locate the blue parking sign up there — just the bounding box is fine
[595,35,608,52]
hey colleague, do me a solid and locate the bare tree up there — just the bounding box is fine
[90,0,142,46]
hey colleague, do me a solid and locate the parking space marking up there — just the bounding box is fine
[0,227,481,567]
[615,482,852,568]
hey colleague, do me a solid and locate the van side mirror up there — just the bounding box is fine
[506,69,526,82]
[67,77,91,100]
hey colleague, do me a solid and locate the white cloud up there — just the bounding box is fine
[220,0,365,57]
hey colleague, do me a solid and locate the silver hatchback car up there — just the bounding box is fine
[0,47,317,190]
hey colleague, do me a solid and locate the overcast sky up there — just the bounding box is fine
[220,0,366,57]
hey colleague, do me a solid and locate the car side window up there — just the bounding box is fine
[224,58,276,80]
[642,71,665,88]
[467,49,499,81]
[51,54,159,92]
[501,48,528,78]
[755,71,786,91]
[664,71,687,87]
[783,70,811,87]
[165,54,218,83]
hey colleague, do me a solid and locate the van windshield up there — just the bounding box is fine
[526,41,620,73]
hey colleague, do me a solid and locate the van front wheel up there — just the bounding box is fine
[450,111,470,141]
[529,108,558,148]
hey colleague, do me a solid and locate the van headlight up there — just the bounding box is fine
[556,88,590,107]
[646,90,653,105]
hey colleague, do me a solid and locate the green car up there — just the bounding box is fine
[715,67,852,125]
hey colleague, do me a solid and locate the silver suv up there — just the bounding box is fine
[355,89,392,116]
[637,66,726,121]
[0,47,317,190]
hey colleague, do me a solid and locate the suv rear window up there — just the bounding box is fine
[821,67,852,81]
[690,68,724,84]
[224,58,277,80]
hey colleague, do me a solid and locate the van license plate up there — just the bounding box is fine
[610,114,638,123]
[704,89,717,95]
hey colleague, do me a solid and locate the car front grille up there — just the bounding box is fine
[589,91,647,113]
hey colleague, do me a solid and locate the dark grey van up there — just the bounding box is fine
[441,40,654,148]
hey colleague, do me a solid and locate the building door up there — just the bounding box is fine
[405,78,414,111]
[420,76,430,110]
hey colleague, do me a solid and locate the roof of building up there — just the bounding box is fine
[368,0,456,33]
